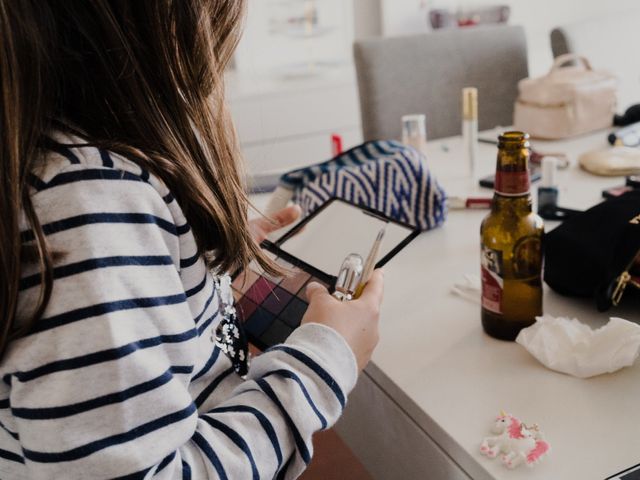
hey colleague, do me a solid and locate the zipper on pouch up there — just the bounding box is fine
[611,251,640,306]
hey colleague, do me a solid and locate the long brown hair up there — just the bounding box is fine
[0,0,274,354]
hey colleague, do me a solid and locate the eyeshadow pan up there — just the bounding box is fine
[232,288,243,303]
[275,257,293,269]
[235,296,258,323]
[234,268,260,294]
[262,287,293,315]
[232,251,335,348]
[279,297,308,328]
[274,257,297,278]
[248,259,260,272]
[263,250,277,261]
[280,269,311,295]
[232,270,247,291]
[246,256,282,286]
[260,319,294,347]
[245,277,276,304]
[244,307,275,337]
[261,269,283,286]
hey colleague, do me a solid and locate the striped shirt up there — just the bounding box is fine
[0,133,357,480]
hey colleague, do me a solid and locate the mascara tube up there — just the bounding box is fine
[462,87,479,182]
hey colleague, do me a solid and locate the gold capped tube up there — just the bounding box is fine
[462,87,478,121]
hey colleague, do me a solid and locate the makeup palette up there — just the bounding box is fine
[232,248,332,350]
[232,198,419,350]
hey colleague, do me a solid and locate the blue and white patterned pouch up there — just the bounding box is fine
[265,140,447,231]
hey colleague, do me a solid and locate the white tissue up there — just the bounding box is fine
[516,315,640,378]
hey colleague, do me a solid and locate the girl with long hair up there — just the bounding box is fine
[0,1,382,478]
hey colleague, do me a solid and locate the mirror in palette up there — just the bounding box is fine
[233,199,419,350]
[276,199,418,277]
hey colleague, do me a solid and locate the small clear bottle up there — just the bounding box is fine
[401,114,427,156]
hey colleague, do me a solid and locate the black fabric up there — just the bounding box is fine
[614,104,640,126]
[544,190,640,311]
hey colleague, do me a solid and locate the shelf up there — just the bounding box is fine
[275,25,335,39]
[225,64,357,100]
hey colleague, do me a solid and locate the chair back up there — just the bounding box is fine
[353,25,529,142]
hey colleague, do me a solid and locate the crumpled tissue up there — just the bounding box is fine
[516,315,640,378]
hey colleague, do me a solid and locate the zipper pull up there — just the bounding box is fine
[612,271,632,306]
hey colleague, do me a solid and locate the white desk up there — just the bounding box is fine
[325,131,640,480]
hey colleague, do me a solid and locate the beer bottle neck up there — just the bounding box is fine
[492,193,532,214]
[494,134,531,197]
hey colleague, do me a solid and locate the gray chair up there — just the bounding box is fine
[353,25,528,142]
[551,10,640,111]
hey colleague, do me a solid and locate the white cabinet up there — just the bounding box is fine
[239,127,362,175]
[227,0,362,178]
[336,369,472,480]
[226,67,362,175]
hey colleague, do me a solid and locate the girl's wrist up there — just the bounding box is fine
[285,323,359,395]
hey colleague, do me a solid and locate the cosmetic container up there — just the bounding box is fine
[333,254,363,302]
[462,87,479,182]
[402,114,427,156]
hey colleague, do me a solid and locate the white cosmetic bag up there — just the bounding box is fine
[513,54,617,139]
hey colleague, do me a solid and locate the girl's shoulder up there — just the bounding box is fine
[30,131,173,201]
[26,131,188,236]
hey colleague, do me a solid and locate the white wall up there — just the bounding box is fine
[380,0,640,75]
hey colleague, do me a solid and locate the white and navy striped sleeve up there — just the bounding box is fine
[0,151,357,480]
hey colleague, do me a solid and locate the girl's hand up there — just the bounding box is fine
[302,269,384,371]
[249,205,302,244]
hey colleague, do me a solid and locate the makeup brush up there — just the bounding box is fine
[354,226,386,299]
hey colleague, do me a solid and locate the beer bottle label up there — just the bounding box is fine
[481,246,503,313]
[495,170,530,196]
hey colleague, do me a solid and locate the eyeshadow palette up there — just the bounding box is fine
[232,198,419,350]
[232,247,333,351]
